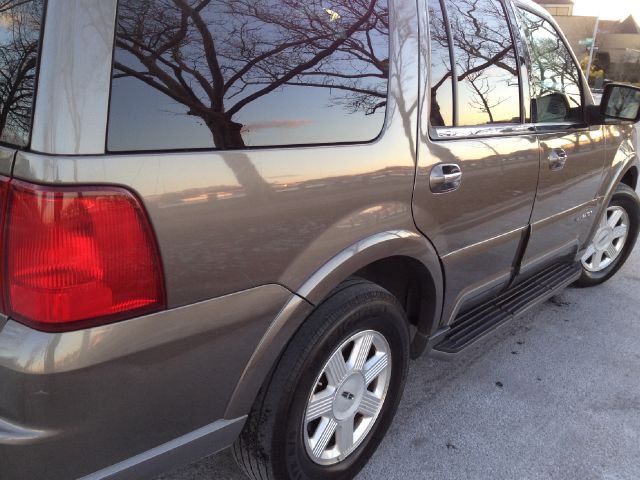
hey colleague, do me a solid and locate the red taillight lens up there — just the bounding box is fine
[0,177,10,314]
[4,180,165,331]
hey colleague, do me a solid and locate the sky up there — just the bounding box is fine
[573,0,640,21]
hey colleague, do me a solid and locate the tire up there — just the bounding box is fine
[232,278,410,480]
[574,183,640,287]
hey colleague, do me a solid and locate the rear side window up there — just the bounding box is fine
[517,9,583,123]
[0,1,44,148]
[108,0,390,152]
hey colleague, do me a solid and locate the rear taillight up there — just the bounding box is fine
[1,179,165,331]
[0,177,10,314]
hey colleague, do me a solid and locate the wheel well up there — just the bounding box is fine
[620,167,638,191]
[354,256,438,335]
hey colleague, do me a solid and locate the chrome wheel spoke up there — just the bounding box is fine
[363,352,389,385]
[306,391,334,422]
[608,209,623,228]
[336,418,355,456]
[351,332,374,371]
[358,391,382,417]
[312,418,338,458]
[582,244,596,263]
[592,251,604,270]
[326,353,348,386]
[613,224,628,239]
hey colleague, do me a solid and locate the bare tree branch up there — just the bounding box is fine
[0,0,42,143]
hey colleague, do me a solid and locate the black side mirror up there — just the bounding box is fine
[600,83,640,123]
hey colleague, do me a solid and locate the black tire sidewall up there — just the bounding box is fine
[272,289,409,480]
[578,185,640,286]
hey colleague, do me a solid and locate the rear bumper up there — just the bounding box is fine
[0,285,293,480]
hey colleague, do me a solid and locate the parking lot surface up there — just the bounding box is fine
[159,246,640,480]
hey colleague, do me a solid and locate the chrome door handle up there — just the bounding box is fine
[548,148,568,171]
[430,163,462,193]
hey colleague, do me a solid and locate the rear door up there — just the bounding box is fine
[514,6,605,277]
[414,0,540,324]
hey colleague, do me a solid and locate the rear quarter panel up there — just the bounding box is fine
[14,0,422,309]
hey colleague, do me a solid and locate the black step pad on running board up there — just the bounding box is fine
[433,262,581,354]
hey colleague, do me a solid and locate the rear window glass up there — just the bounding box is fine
[0,0,44,148]
[108,0,390,152]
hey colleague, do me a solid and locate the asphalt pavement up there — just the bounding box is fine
[159,245,640,480]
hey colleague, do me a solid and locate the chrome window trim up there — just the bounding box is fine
[431,123,535,139]
[532,122,592,133]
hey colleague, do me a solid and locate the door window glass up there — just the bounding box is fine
[428,0,454,127]
[443,0,521,126]
[517,8,583,123]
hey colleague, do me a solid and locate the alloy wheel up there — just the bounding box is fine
[303,329,391,465]
[581,205,629,272]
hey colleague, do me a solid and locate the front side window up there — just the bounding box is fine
[108,0,390,152]
[443,0,521,126]
[0,0,45,148]
[517,9,583,124]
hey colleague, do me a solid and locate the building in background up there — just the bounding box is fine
[533,0,640,84]
[534,0,574,16]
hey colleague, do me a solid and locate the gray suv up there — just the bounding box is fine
[1,0,640,479]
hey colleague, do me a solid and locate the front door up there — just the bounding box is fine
[414,0,540,325]
[515,7,605,277]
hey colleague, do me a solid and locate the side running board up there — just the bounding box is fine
[433,262,581,354]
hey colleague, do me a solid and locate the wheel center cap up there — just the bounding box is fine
[595,229,612,250]
[333,373,365,421]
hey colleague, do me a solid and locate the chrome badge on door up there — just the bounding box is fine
[576,209,595,222]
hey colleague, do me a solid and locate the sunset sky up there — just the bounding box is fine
[573,0,640,21]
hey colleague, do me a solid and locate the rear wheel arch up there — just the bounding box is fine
[224,231,444,418]
[295,231,444,350]
[353,255,441,355]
